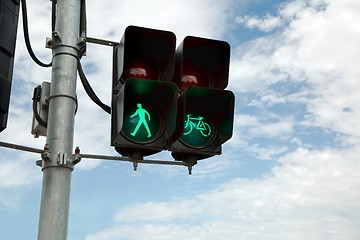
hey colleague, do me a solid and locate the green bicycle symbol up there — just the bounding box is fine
[183,114,211,137]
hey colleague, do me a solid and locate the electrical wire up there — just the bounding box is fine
[76,0,111,114]
[32,100,48,127]
[32,85,48,127]
[77,60,111,114]
[21,0,110,114]
[51,0,56,32]
[80,0,87,37]
[20,0,52,67]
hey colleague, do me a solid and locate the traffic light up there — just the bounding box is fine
[111,26,180,158]
[0,0,20,132]
[171,36,235,163]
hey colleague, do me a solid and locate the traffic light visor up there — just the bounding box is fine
[116,25,176,84]
[173,36,230,92]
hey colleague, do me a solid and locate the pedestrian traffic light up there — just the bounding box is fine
[112,78,179,157]
[0,0,20,132]
[111,26,180,158]
[171,36,235,163]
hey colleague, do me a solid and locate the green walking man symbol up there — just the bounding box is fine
[130,103,152,138]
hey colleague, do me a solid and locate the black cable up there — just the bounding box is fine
[20,0,52,67]
[26,0,109,114]
[76,0,110,114]
[51,0,56,32]
[32,86,48,127]
[32,100,48,127]
[78,0,87,59]
[77,60,111,114]
[80,0,87,37]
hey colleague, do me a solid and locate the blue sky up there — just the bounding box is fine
[1,0,360,239]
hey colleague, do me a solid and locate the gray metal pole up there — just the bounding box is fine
[37,0,81,239]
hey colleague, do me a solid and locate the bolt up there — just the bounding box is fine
[133,162,138,171]
[75,146,80,154]
[43,144,49,151]
[188,165,193,175]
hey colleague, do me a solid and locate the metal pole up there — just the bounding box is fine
[37,0,81,239]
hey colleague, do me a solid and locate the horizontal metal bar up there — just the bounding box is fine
[0,140,44,154]
[0,140,187,167]
[80,153,187,166]
[85,37,119,46]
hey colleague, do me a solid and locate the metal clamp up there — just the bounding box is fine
[36,145,81,170]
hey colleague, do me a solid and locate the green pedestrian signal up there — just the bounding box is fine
[111,78,178,157]
[121,102,158,143]
[129,103,152,138]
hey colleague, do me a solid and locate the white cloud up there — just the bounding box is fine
[233,113,294,140]
[0,152,39,188]
[85,0,233,43]
[0,150,41,208]
[236,14,283,32]
[230,0,360,138]
[249,117,294,137]
[278,0,308,19]
[114,200,197,223]
[247,144,289,160]
[86,146,360,239]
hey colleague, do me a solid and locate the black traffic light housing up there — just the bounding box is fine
[172,87,234,159]
[172,36,230,91]
[111,26,235,164]
[0,0,20,132]
[111,26,180,158]
[113,25,176,88]
[171,36,235,162]
[112,78,179,157]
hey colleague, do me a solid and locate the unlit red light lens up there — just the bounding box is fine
[122,61,159,81]
[178,66,208,92]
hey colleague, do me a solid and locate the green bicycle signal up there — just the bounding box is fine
[180,114,213,148]
[183,114,211,137]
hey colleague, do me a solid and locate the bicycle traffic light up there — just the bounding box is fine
[0,0,20,132]
[171,36,235,162]
[111,26,179,157]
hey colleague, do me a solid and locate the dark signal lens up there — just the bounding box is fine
[122,61,159,81]
[178,65,209,92]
